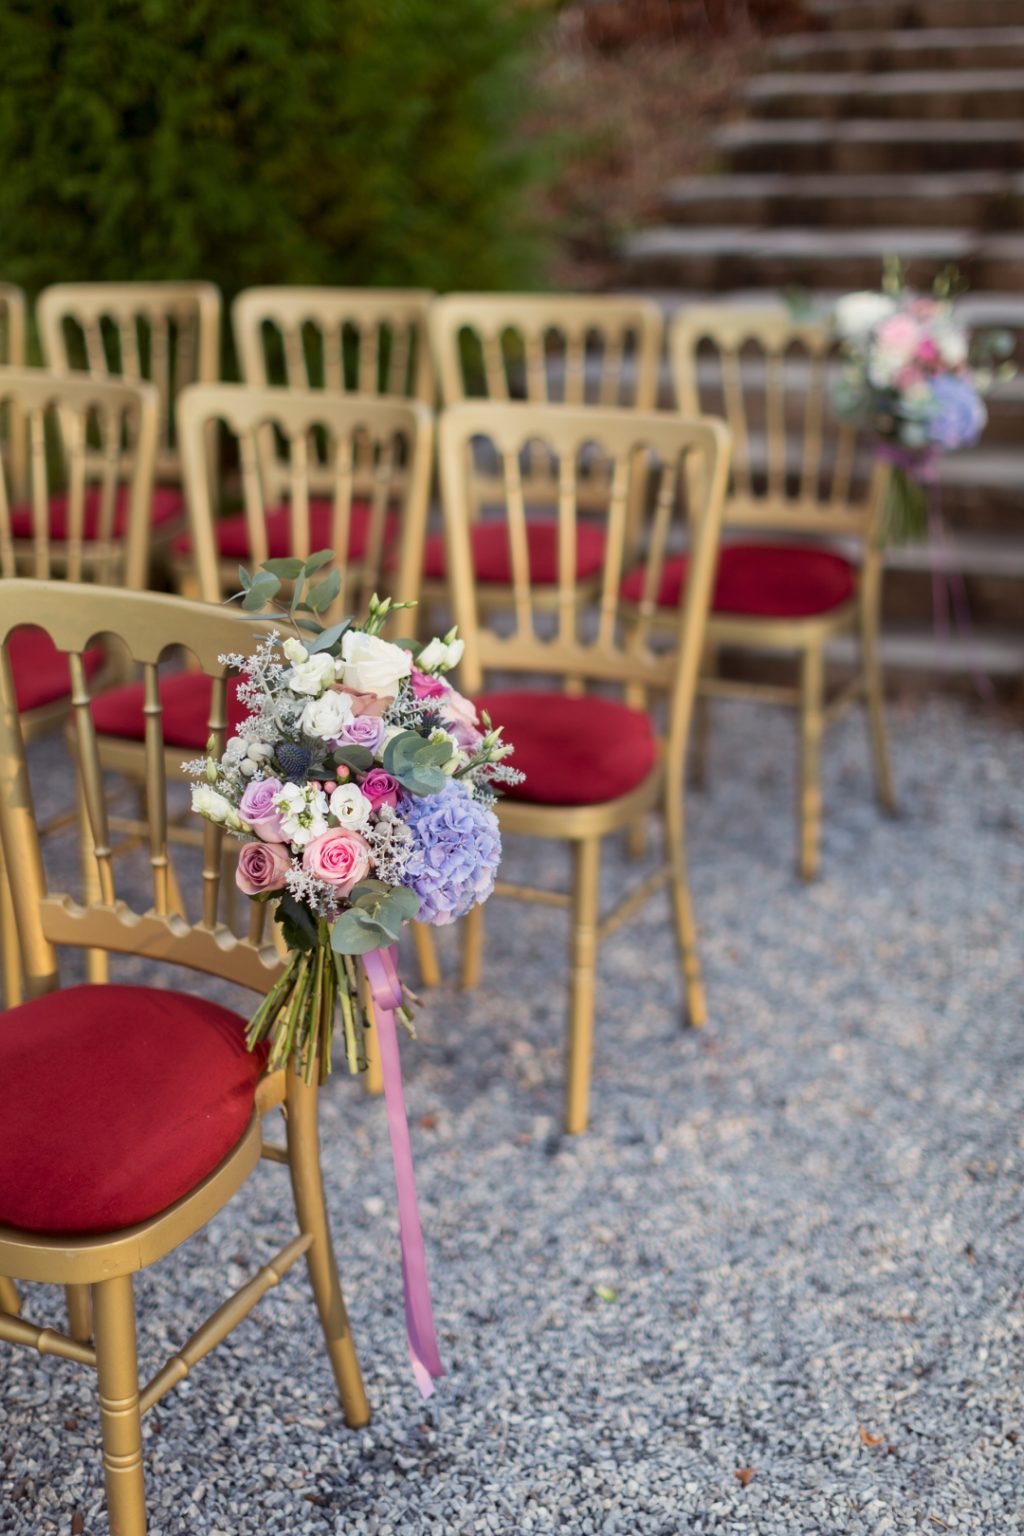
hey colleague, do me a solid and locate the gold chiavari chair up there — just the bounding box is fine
[0,284,28,500]
[439,401,730,1135]
[92,384,440,999]
[427,294,664,614]
[0,581,369,1536]
[37,281,222,560]
[666,308,895,880]
[0,368,158,1009]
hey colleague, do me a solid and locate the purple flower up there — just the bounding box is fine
[926,374,987,452]
[239,777,287,842]
[338,713,387,754]
[400,781,501,925]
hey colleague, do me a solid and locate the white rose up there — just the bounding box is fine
[330,783,372,830]
[283,638,309,664]
[340,630,412,697]
[301,689,354,741]
[191,784,236,824]
[936,326,968,368]
[287,652,338,696]
[273,783,329,847]
[834,292,896,339]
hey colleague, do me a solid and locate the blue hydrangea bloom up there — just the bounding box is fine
[401,781,501,926]
[926,374,987,452]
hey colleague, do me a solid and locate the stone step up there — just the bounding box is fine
[826,625,1024,686]
[770,25,1024,71]
[881,565,1024,630]
[714,119,1024,174]
[808,0,1024,32]
[620,225,1024,294]
[745,68,1024,122]
[661,171,1024,231]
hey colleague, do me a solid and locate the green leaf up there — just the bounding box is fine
[262,556,306,580]
[238,565,252,591]
[274,893,317,952]
[330,907,393,955]
[307,617,352,655]
[349,878,392,902]
[307,568,341,614]
[241,571,281,612]
[592,1284,617,1304]
[303,550,335,576]
[332,744,374,772]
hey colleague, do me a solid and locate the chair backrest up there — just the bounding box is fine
[439,402,730,759]
[670,307,887,540]
[37,282,221,484]
[431,293,664,409]
[0,580,284,1000]
[233,287,435,402]
[0,368,158,589]
[0,284,28,498]
[177,383,432,632]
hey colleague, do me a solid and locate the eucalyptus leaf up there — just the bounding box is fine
[303,549,335,576]
[307,617,353,655]
[330,907,393,955]
[238,565,252,591]
[308,568,341,614]
[262,556,306,579]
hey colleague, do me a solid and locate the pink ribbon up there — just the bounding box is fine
[361,946,446,1399]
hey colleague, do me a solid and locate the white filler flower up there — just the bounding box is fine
[273,783,329,847]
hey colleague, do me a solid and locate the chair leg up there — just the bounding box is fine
[664,792,706,1029]
[861,599,895,814]
[565,837,601,1137]
[798,644,826,882]
[691,642,717,791]
[78,781,109,985]
[93,1274,147,1536]
[461,903,484,991]
[412,921,441,989]
[0,1275,21,1315]
[624,684,649,859]
[65,1283,93,1343]
[0,852,22,1010]
[285,1069,371,1428]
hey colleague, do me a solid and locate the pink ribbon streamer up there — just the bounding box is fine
[361,946,446,1399]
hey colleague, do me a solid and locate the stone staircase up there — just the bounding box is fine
[620,0,1024,688]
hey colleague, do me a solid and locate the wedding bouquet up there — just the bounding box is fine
[187,552,520,1082]
[831,263,1013,541]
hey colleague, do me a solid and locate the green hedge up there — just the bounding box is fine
[0,0,548,299]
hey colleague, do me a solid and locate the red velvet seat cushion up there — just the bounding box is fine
[475,691,656,806]
[0,984,267,1234]
[171,497,393,561]
[91,670,249,747]
[10,484,183,541]
[424,520,607,585]
[621,543,857,619]
[9,628,104,714]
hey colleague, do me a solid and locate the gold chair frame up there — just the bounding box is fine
[669,307,895,880]
[439,401,730,1134]
[0,368,159,1008]
[0,582,370,1536]
[0,284,27,499]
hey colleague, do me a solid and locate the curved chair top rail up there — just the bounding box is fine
[176,383,433,629]
[0,579,283,999]
[232,286,435,404]
[669,305,885,538]
[430,292,665,409]
[439,400,730,753]
[0,283,26,359]
[0,367,158,588]
[37,282,222,479]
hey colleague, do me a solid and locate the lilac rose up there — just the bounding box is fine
[338,713,387,754]
[240,776,288,842]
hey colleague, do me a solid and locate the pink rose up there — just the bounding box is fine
[440,687,483,751]
[410,667,450,701]
[360,768,399,811]
[302,828,371,895]
[336,686,391,718]
[876,313,919,358]
[236,840,292,896]
[239,777,288,842]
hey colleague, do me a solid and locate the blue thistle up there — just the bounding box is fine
[276,742,313,782]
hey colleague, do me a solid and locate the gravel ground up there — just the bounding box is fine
[2,695,1022,1536]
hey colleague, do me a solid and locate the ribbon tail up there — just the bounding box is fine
[363,945,446,1399]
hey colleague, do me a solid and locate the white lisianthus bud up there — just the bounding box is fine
[416,636,447,672]
[442,636,464,670]
[191,784,236,824]
[301,689,354,741]
[283,637,309,664]
[329,783,372,830]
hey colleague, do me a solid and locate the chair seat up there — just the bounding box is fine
[91,670,248,748]
[10,484,184,542]
[10,627,104,714]
[0,984,267,1235]
[475,691,656,807]
[171,498,394,562]
[424,520,606,585]
[621,542,857,619]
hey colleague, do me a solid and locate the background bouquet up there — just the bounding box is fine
[188,552,519,1081]
[831,263,1014,541]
